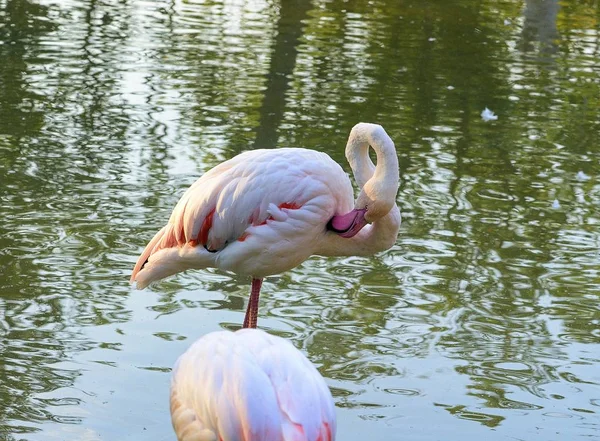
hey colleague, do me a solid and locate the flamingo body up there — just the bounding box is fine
[132,148,355,289]
[170,329,336,441]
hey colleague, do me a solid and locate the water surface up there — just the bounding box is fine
[0,0,599,440]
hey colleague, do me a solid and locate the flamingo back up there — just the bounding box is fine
[170,329,336,441]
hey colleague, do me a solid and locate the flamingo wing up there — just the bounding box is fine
[131,148,353,288]
[170,329,336,441]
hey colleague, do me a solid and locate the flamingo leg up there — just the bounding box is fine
[242,278,263,329]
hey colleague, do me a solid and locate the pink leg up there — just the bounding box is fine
[242,278,263,329]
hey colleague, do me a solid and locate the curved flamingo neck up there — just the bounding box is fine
[345,123,399,192]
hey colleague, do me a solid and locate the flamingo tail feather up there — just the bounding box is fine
[130,224,215,289]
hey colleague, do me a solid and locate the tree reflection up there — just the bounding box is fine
[0,0,52,137]
[520,0,560,56]
[253,0,313,149]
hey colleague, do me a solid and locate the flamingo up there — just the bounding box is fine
[131,123,400,328]
[170,328,336,441]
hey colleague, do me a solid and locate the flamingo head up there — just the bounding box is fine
[327,208,367,238]
[328,170,398,239]
[354,176,397,222]
[328,187,396,238]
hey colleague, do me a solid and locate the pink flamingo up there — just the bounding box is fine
[170,328,336,441]
[131,123,400,327]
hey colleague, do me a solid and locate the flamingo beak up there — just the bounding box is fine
[327,208,368,238]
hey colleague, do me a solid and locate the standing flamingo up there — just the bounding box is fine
[131,123,400,327]
[170,328,336,441]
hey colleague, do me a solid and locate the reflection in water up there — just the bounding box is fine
[253,0,313,149]
[520,0,560,55]
[0,0,51,136]
[0,0,599,440]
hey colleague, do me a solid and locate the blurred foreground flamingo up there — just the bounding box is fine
[131,123,400,327]
[170,328,336,441]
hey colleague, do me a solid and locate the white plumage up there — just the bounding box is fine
[132,148,352,285]
[170,329,336,441]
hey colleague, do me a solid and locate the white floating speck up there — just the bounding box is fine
[447,85,454,90]
[552,199,561,209]
[428,37,436,42]
[576,171,590,181]
[481,107,498,122]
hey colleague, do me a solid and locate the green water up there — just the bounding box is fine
[1,0,599,439]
